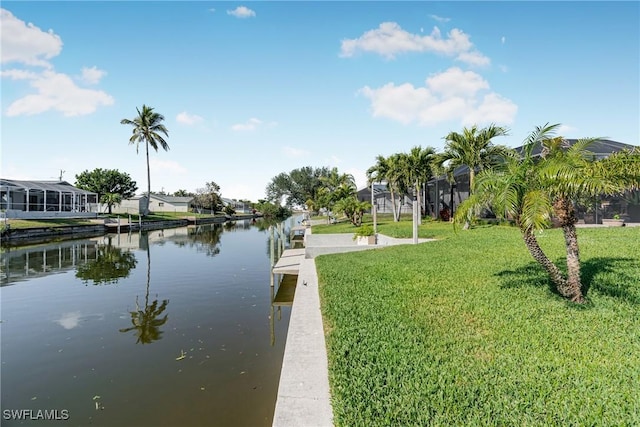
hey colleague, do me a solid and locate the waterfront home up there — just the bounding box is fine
[0,179,98,219]
[112,193,194,214]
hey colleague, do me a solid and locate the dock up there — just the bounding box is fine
[272,248,306,275]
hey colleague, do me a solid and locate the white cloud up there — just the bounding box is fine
[429,14,451,23]
[499,64,509,73]
[230,117,275,131]
[282,146,310,158]
[2,69,114,116]
[1,10,113,117]
[208,8,216,13]
[462,93,519,126]
[80,66,106,84]
[556,124,578,135]
[340,22,490,66]
[0,8,62,67]
[359,67,517,127]
[149,159,188,174]
[176,111,204,125]
[227,6,256,18]
[501,36,506,45]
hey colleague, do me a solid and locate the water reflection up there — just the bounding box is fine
[1,240,99,285]
[75,238,137,285]
[119,234,169,344]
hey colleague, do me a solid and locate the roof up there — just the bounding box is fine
[0,179,97,195]
[430,138,638,180]
[515,138,637,159]
[357,183,390,194]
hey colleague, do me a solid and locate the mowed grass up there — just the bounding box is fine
[313,214,456,240]
[316,224,640,426]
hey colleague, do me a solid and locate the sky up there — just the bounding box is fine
[1,1,639,203]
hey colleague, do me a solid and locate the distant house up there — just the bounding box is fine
[0,179,98,219]
[112,193,194,214]
[221,198,251,213]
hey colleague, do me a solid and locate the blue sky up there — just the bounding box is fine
[2,1,638,203]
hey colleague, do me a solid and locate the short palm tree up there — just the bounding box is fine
[455,123,640,303]
[439,124,510,228]
[121,105,170,215]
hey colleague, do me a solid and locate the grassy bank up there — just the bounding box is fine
[316,223,640,426]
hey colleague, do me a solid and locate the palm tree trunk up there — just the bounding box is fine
[145,140,151,216]
[463,169,475,229]
[522,228,571,297]
[554,198,585,303]
[390,188,399,222]
[562,224,585,303]
[416,183,423,225]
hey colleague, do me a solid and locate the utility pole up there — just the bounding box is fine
[58,170,65,181]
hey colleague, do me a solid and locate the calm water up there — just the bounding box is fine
[1,219,296,427]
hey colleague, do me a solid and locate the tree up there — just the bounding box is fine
[439,124,510,228]
[193,181,222,213]
[266,166,331,207]
[399,146,437,223]
[333,197,371,226]
[455,123,640,303]
[75,168,138,214]
[121,105,170,215]
[173,189,193,197]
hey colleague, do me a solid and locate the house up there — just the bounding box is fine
[0,179,98,219]
[221,198,252,213]
[356,183,414,215]
[111,193,194,214]
[426,139,640,222]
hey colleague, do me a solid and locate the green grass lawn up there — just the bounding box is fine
[313,214,456,240]
[316,223,640,426]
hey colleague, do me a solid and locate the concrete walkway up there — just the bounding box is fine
[272,226,435,427]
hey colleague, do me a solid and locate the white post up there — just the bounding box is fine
[59,191,62,212]
[43,190,47,212]
[371,181,377,239]
[26,189,29,212]
[412,188,418,245]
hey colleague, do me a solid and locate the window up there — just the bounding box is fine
[158,202,164,207]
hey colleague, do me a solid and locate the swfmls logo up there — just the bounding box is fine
[2,409,70,421]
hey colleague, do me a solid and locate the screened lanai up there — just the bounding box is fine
[0,179,98,219]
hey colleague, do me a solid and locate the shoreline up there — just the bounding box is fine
[1,213,261,246]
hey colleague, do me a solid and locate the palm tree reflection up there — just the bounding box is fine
[119,233,169,344]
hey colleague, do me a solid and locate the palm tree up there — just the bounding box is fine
[121,105,170,216]
[439,124,510,228]
[402,146,437,224]
[455,123,640,303]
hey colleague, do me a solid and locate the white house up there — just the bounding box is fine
[111,193,194,214]
[0,179,98,219]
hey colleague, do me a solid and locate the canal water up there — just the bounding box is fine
[1,218,296,427]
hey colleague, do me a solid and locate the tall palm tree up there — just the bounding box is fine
[455,123,640,303]
[439,124,509,228]
[121,105,170,216]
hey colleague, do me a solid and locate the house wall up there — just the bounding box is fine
[148,200,190,213]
